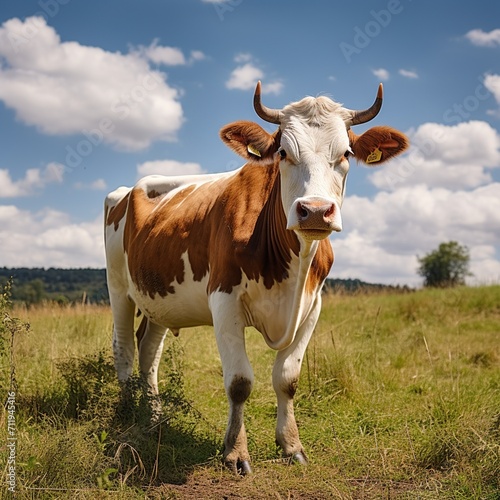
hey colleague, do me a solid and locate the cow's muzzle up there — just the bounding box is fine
[288,197,342,240]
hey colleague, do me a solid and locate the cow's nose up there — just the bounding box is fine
[296,200,336,224]
[292,198,342,235]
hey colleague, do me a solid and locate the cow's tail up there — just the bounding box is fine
[135,313,148,350]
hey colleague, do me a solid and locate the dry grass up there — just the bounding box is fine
[1,286,499,499]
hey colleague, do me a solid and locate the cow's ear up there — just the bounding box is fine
[220,121,278,163]
[349,126,409,166]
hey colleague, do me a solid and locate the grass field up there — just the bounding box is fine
[1,286,499,499]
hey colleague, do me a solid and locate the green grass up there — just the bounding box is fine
[1,286,499,499]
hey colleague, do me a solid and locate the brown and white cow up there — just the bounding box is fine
[104,81,408,474]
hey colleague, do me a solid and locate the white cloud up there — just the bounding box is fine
[136,41,206,66]
[0,206,105,267]
[140,40,186,65]
[399,69,418,79]
[262,81,284,95]
[483,73,500,116]
[469,245,500,284]
[372,68,390,81]
[74,178,107,191]
[226,62,263,91]
[44,163,65,183]
[0,16,184,151]
[484,74,500,101]
[137,159,205,178]
[369,121,500,191]
[90,179,107,190]
[465,28,500,47]
[234,53,252,63]
[226,55,283,94]
[332,230,419,285]
[189,50,206,63]
[333,183,500,286]
[0,163,64,198]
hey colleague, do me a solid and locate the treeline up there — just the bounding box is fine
[0,267,108,304]
[0,268,410,305]
[323,277,411,294]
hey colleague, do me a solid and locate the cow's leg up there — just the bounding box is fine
[137,318,167,422]
[110,293,136,388]
[272,295,322,464]
[211,295,254,475]
[218,337,254,475]
[137,318,167,395]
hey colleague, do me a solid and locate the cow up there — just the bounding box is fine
[104,81,408,475]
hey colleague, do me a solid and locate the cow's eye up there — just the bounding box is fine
[344,146,353,158]
[278,148,287,160]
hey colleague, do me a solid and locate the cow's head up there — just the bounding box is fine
[220,81,408,242]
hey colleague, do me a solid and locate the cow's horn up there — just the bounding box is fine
[253,81,282,124]
[346,83,383,126]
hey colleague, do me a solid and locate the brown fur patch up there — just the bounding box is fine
[147,189,162,199]
[306,239,334,294]
[286,379,299,398]
[123,182,215,298]
[228,376,252,404]
[106,192,130,231]
[208,163,301,292]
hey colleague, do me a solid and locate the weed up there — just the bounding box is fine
[0,279,30,393]
[96,467,119,490]
[57,350,117,420]
[94,430,111,452]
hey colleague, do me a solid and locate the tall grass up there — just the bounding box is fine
[1,286,499,498]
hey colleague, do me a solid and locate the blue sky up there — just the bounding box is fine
[1,0,500,285]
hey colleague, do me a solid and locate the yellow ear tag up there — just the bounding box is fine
[366,148,382,164]
[247,144,261,157]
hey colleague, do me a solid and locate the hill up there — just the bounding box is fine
[0,267,409,304]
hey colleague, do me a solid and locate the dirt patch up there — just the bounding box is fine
[143,473,437,499]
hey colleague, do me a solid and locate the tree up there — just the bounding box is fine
[417,241,471,288]
[16,279,46,304]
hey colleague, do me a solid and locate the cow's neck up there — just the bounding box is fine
[242,162,326,351]
[241,162,299,284]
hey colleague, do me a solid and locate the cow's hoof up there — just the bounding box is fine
[291,451,308,465]
[238,460,252,475]
[225,459,252,476]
